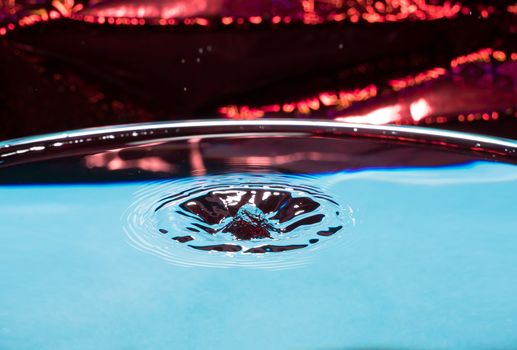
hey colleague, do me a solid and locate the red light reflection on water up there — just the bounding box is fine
[225,152,352,168]
[188,137,207,176]
[85,149,176,172]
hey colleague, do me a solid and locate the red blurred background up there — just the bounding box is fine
[0,0,516,139]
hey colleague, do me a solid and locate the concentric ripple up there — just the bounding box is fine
[123,174,354,269]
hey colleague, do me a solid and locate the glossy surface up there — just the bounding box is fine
[0,123,516,348]
[1,161,517,349]
[125,173,351,268]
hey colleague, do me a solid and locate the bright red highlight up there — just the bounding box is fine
[410,98,432,122]
[336,105,402,125]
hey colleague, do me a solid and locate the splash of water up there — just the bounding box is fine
[123,173,354,269]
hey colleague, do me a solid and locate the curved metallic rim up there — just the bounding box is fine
[1,119,516,162]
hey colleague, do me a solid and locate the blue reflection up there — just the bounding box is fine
[0,161,516,349]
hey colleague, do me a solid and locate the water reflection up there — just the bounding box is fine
[81,135,486,179]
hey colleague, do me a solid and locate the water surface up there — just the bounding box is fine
[1,161,517,349]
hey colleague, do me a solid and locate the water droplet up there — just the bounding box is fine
[124,174,354,269]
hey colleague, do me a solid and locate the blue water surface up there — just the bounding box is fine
[1,161,517,350]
